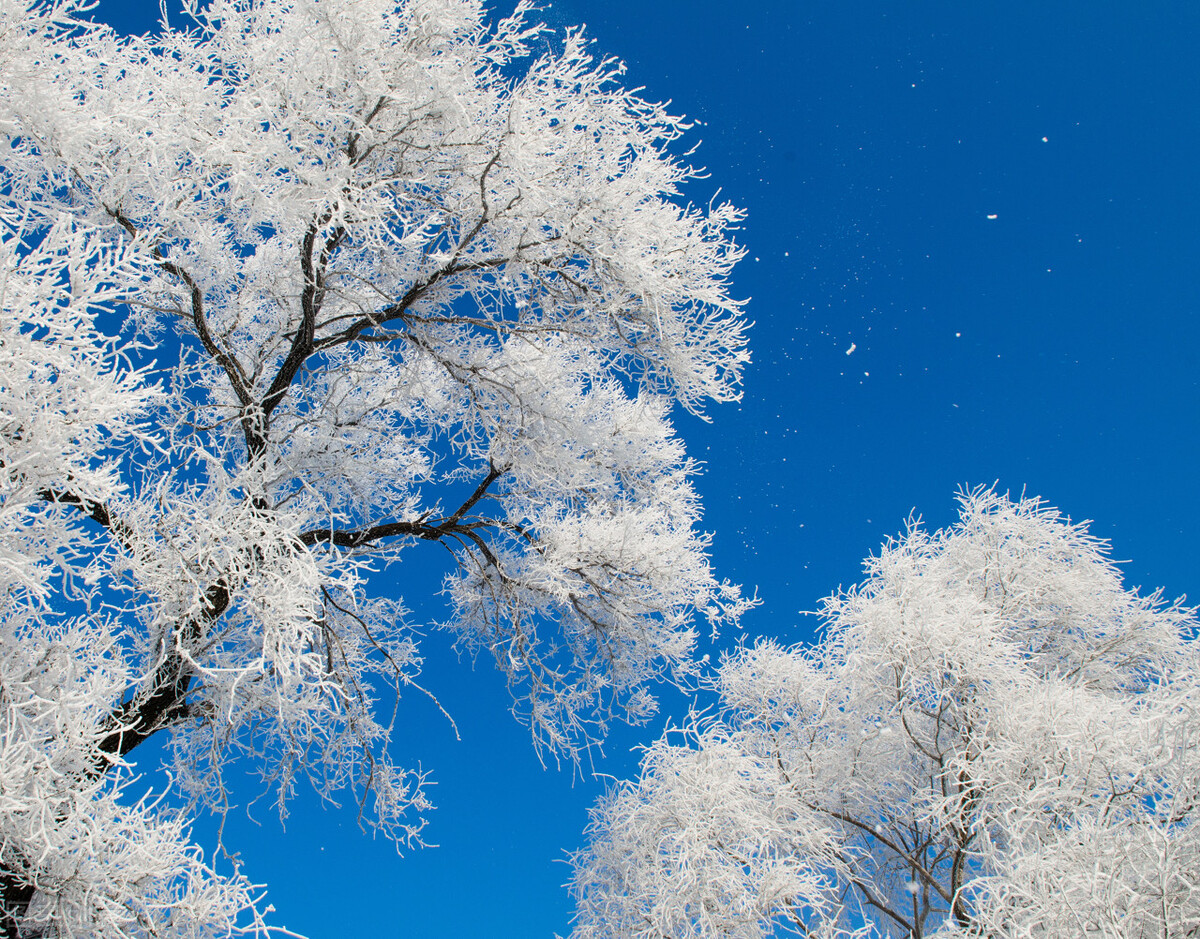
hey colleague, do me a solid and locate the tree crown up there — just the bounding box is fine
[570,488,1200,939]
[0,0,752,934]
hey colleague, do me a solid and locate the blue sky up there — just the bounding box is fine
[94,1,1200,935]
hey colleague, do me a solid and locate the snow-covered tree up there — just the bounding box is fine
[0,0,753,934]
[569,488,1200,939]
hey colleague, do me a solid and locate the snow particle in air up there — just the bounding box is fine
[845,342,856,355]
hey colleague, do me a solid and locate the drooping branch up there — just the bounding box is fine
[0,539,229,935]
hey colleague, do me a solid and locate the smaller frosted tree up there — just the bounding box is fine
[569,488,1200,939]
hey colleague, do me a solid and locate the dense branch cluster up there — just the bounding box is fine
[0,0,752,934]
[570,489,1200,939]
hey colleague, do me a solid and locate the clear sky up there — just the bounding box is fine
[92,1,1200,936]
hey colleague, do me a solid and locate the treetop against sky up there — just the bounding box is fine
[3,0,1199,936]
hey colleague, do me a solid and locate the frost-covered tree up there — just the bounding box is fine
[570,488,1200,939]
[0,0,753,934]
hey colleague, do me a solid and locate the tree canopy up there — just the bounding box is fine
[570,488,1200,939]
[0,0,753,934]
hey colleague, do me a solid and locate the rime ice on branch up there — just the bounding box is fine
[570,488,1200,939]
[0,0,752,934]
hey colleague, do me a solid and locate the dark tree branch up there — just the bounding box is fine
[847,873,914,936]
[36,486,113,531]
[108,207,268,466]
[299,462,506,551]
[0,507,230,932]
[312,257,507,353]
[260,218,346,430]
[32,468,502,771]
[108,208,253,408]
[32,485,216,760]
[815,806,955,907]
[346,96,389,165]
[443,460,506,526]
[33,484,150,567]
[300,518,443,549]
[1,582,229,937]
[97,576,231,761]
